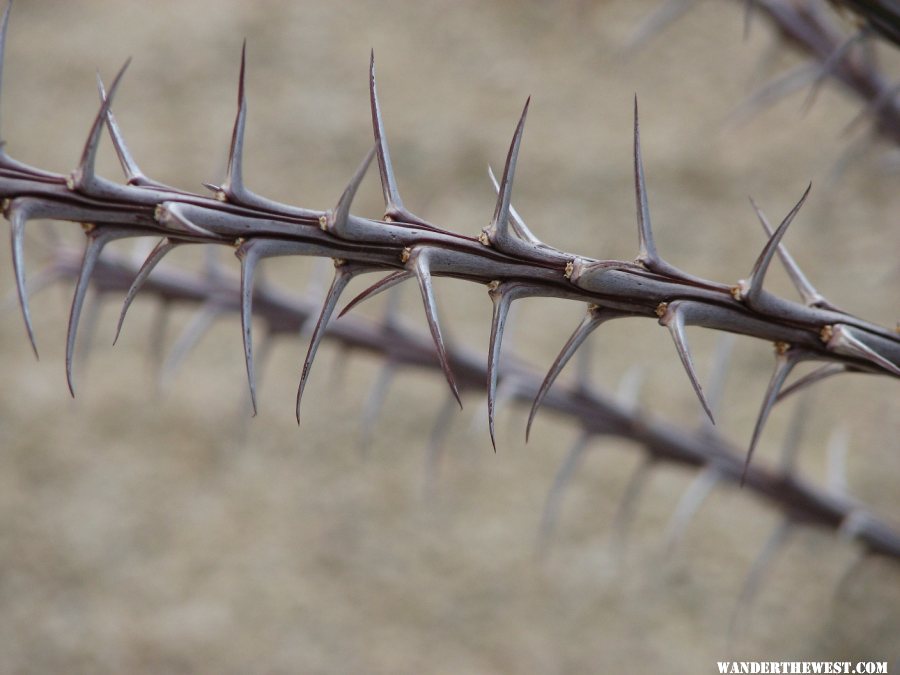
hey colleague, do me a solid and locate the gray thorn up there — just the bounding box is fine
[659,301,715,425]
[114,237,180,345]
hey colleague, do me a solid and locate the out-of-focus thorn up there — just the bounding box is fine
[743,0,757,40]
[743,346,811,484]
[359,360,396,454]
[662,466,720,553]
[826,130,874,188]
[66,227,140,397]
[114,237,180,344]
[422,393,458,500]
[70,59,131,194]
[0,0,12,139]
[737,183,812,309]
[0,263,64,314]
[775,362,848,403]
[703,334,736,427]
[297,263,370,424]
[338,269,412,319]
[527,304,624,442]
[410,248,462,409]
[616,364,645,413]
[729,519,792,640]
[537,431,592,555]
[658,301,715,425]
[610,456,654,557]
[826,426,850,495]
[487,165,540,245]
[482,97,530,250]
[842,81,900,138]
[327,145,376,237]
[726,63,821,131]
[147,299,170,378]
[160,301,226,389]
[748,196,834,310]
[779,392,812,474]
[801,31,866,115]
[624,0,699,52]
[825,324,900,376]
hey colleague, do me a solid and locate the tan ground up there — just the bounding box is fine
[0,1,898,673]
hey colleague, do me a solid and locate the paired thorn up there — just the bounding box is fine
[527,304,624,441]
[338,269,413,319]
[296,263,368,424]
[237,238,265,415]
[736,184,812,308]
[70,58,132,194]
[326,145,376,236]
[658,301,715,426]
[743,345,811,483]
[8,198,40,357]
[114,238,180,344]
[486,165,541,245]
[748,194,833,309]
[487,282,540,450]
[482,97,530,249]
[220,40,250,203]
[95,73,150,186]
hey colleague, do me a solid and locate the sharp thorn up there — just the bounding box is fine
[486,97,530,246]
[237,239,264,416]
[72,58,132,192]
[633,95,659,267]
[527,305,618,442]
[487,283,531,450]
[740,183,811,307]
[826,324,900,377]
[743,348,807,484]
[748,195,831,309]
[95,72,145,185]
[411,249,462,410]
[297,264,364,424]
[369,49,404,217]
[8,199,39,357]
[487,164,541,245]
[114,237,179,345]
[338,269,412,319]
[660,302,715,425]
[328,145,376,235]
[222,40,248,202]
[775,363,847,403]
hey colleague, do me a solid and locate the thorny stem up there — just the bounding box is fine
[42,249,900,562]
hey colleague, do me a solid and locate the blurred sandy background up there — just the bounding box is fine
[0,1,898,673]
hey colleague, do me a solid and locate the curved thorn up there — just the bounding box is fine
[67,228,135,396]
[537,431,591,553]
[663,467,720,552]
[827,324,900,377]
[338,269,412,319]
[329,145,376,235]
[237,239,265,416]
[487,165,541,245]
[741,183,811,307]
[114,238,180,344]
[95,73,145,185]
[486,97,530,245]
[72,58,131,191]
[369,50,403,216]
[633,95,658,267]
[743,347,807,484]
[296,264,365,424]
[487,284,529,450]
[222,40,248,201]
[660,302,715,425]
[8,199,39,357]
[411,249,461,409]
[527,306,617,441]
[748,195,831,309]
